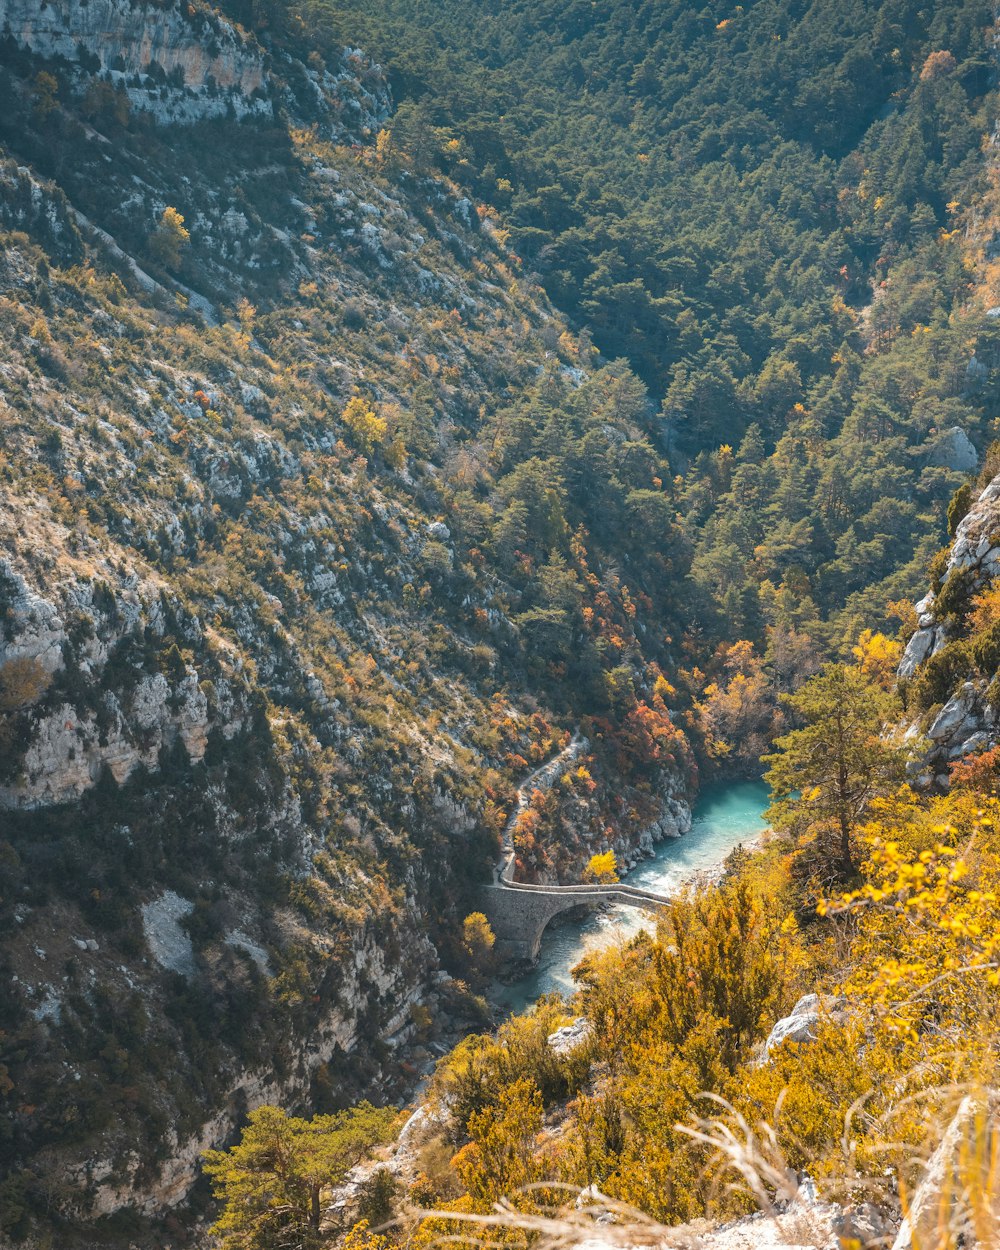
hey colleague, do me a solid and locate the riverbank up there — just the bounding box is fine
[494,780,771,1013]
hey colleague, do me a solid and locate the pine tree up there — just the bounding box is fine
[202,1103,397,1250]
[763,663,907,879]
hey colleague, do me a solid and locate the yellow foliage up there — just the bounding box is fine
[461,912,496,962]
[374,127,393,168]
[342,396,388,454]
[342,1220,391,1250]
[851,628,902,689]
[0,656,51,712]
[149,206,190,269]
[969,582,1000,634]
[583,851,618,883]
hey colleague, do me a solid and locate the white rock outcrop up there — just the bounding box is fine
[547,1017,592,1056]
[764,994,847,1052]
[0,564,222,808]
[925,426,978,473]
[0,0,269,122]
[898,471,1000,774]
[0,0,390,133]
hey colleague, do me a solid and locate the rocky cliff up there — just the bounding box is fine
[0,0,389,131]
[0,7,697,1242]
[899,471,1000,781]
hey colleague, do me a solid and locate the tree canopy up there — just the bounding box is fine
[764,663,909,878]
[202,1103,398,1250]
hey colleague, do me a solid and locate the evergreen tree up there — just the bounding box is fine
[763,663,907,878]
[203,1103,397,1250]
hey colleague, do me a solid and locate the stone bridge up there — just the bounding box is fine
[480,734,672,963]
[482,876,672,963]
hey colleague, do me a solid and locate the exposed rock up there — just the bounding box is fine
[0,0,390,134]
[141,890,195,976]
[574,1183,887,1249]
[898,471,1000,775]
[0,0,269,122]
[925,425,978,472]
[927,683,979,742]
[915,591,937,627]
[72,924,438,1217]
[764,993,848,1052]
[898,624,937,679]
[0,571,221,808]
[891,1096,989,1250]
[547,1017,592,1055]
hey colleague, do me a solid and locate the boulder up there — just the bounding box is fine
[547,1017,592,1056]
[892,1097,981,1250]
[927,683,979,742]
[764,993,847,1052]
[926,426,978,473]
[914,591,936,628]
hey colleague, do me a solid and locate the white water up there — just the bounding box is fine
[497,780,770,1013]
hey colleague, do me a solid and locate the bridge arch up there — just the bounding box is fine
[481,880,670,964]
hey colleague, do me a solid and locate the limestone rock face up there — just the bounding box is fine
[764,993,848,1052]
[0,0,390,133]
[71,924,437,1218]
[601,772,693,875]
[925,425,978,473]
[898,471,1000,776]
[927,682,981,746]
[0,561,227,809]
[0,0,267,116]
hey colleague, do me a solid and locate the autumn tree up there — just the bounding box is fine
[0,657,51,762]
[202,1103,397,1250]
[461,912,497,982]
[583,851,618,883]
[0,658,50,713]
[851,629,901,690]
[763,664,907,880]
[374,127,393,170]
[342,396,387,454]
[696,640,783,773]
[149,206,190,269]
[451,1078,544,1205]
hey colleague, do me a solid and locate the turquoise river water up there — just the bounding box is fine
[497,780,770,1014]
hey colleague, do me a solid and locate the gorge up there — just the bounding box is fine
[2,0,1000,1246]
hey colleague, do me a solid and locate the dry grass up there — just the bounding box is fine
[403,1089,1000,1250]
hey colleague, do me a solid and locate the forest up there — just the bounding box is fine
[194,1,1000,1247]
[211,0,1000,670]
[3,0,1000,1245]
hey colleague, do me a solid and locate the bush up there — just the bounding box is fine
[910,640,975,712]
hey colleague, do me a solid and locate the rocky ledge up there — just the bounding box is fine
[898,471,1000,780]
[0,0,390,134]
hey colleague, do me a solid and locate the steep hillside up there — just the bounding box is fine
[6,0,1000,1245]
[310,0,1000,653]
[0,5,698,1241]
[898,465,1000,779]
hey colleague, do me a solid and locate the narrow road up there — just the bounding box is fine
[495,732,585,883]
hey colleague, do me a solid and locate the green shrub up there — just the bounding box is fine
[910,640,974,712]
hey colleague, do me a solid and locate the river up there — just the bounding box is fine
[496,780,770,1014]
